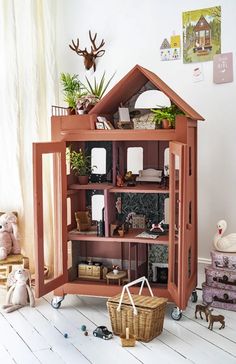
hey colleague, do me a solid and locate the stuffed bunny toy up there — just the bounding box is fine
[0,212,21,260]
[2,268,35,313]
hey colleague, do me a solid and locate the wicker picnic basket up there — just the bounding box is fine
[107,277,167,342]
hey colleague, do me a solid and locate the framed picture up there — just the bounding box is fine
[96,122,105,130]
[118,107,130,122]
[97,116,114,129]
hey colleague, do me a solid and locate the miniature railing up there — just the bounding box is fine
[51,105,72,116]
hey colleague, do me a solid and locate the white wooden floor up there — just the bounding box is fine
[0,265,236,364]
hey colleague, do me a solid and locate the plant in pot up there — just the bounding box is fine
[76,93,98,114]
[151,104,184,129]
[67,147,96,184]
[60,73,83,114]
[84,71,115,99]
[76,72,115,114]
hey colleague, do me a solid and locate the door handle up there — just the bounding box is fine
[186,223,192,230]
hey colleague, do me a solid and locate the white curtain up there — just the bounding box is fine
[0,0,59,271]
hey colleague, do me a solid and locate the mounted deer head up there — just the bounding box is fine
[69,30,105,72]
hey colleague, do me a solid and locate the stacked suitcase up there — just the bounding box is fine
[202,250,236,311]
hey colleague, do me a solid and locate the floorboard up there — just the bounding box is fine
[1,264,236,364]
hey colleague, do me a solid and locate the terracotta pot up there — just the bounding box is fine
[78,175,89,185]
[67,108,76,115]
[162,119,171,129]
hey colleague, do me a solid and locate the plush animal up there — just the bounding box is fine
[214,220,236,252]
[0,212,21,260]
[2,268,35,313]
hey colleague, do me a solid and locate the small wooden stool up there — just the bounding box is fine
[106,271,127,285]
[0,254,29,287]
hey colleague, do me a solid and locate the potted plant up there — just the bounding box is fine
[76,93,99,114]
[60,73,83,114]
[84,71,115,99]
[67,147,96,184]
[151,104,184,129]
[76,72,115,114]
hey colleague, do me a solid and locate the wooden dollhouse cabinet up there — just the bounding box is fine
[33,65,204,318]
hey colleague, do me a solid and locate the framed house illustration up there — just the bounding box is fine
[183,6,221,63]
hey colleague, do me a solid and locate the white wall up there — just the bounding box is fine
[56,0,236,261]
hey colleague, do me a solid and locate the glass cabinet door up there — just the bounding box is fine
[168,141,187,308]
[33,141,68,297]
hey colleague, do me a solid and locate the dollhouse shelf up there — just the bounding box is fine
[60,129,176,142]
[69,183,113,190]
[109,185,169,193]
[68,228,171,244]
[59,279,172,299]
[68,182,170,193]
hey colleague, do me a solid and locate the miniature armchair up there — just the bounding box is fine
[75,211,92,232]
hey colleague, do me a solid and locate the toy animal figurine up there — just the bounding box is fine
[124,171,135,186]
[0,212,21,260]
[150,219,165,232]
[214,220,236,252]
[195,302,212,321]
[2,268,35,313]
[116,174,124,187]
[206,308,225,330]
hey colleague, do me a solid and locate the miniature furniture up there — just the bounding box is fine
[136,168,162,183]
[75,211,91,231]
[0,211,29,287]
[78,262,102,280]
[0,254,29,287]
[33,64,204,317]
[106,271,127,285]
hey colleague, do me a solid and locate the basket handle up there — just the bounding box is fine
[117,276,153,315]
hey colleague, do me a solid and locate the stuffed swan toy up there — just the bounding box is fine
[214,220,236,252]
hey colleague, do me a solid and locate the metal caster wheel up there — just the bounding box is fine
[51,296,64,309]
[171,306,182,321]
[191,290,198,303]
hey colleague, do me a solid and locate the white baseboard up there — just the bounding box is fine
[198,257,211,265]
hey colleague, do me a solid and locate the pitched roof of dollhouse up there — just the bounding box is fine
[89,64,204,120]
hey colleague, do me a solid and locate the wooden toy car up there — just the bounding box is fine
[93,326,113,340]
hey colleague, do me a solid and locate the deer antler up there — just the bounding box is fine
[69,31,105,71]
[89,30,105,58]
[69,38,88,56]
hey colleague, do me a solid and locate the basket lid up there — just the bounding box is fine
[108,293,167,309]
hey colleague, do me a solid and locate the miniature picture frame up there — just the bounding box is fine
[118,107,130,122]
[97,116,114,130]
[96,121,105,130]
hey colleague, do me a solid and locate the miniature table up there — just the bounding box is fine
[106,271,126,285]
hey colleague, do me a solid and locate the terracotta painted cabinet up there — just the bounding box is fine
[33,65,204,317]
